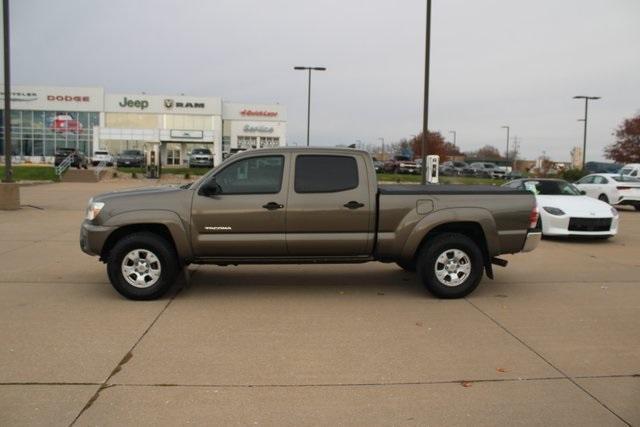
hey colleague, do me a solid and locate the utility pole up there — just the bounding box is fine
[3,0,12,183]
[573,95,601,170]
[501,125,510,162]
[420,0,432,185]
[293,66,326,146]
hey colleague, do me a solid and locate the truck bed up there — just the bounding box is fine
[378,184,525,195]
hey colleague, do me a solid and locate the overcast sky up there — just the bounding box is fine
[9,0,640,161]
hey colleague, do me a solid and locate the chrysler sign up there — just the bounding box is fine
[240,109,278,117]
[243,124,274,133]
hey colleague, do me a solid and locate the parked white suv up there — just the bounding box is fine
[188,148,214,168]
[91,150,114,167]
[619,164,640,178]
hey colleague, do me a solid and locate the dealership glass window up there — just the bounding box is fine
[260,137,280,148]
[222,136,230,154]
[237,136,257,150]
[0,110,99,157]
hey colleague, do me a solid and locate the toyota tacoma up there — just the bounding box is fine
[81,148,540,300]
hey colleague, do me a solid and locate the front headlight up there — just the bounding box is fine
[86,199,105,220]
[610,207,619,217]
[542,206,565,216]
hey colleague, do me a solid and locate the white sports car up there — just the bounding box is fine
[503,178,618,238]
[574,173,640,211]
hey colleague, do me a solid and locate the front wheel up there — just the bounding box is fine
[107,232,179,300]
[417,233,484,299]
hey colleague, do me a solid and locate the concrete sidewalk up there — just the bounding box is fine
[1,182,638,426]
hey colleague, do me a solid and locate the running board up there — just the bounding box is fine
[192,255,374,266]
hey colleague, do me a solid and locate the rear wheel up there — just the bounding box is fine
[417,233,484,299]
[598,194,609,204]
[106,232,179,300]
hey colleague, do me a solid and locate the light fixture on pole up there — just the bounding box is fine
[293,66,326,146]
[501,125,510,161]
[448,130,456,147]
[573,95,600,170]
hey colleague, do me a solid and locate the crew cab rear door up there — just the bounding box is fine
[285,153,374,256]
[190,153,289,256]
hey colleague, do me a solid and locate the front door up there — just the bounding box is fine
[285,154,374,256]
[190,154,289,256]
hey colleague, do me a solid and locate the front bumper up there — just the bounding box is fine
[522,232,542,252]
[189,159,213,167]
[542,214,618,236]
[80,220,114,257]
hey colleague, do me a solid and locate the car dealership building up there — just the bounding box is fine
[0,85,286,167]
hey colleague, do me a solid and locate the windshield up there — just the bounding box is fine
[620,168,635,175]
[192,149,211,154]
[523,180,581,196]
[611,175,640,182]
[122,150,141,155]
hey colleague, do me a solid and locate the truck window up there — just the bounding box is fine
[294,155,358,193]
[214,155,284,194]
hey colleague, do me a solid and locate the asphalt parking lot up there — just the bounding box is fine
[1,181,639,426]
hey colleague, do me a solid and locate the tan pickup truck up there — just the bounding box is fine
[81,147,541,300]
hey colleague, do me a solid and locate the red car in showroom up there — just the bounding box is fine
[51,114,83,133]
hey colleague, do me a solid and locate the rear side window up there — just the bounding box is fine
[295,155,358,193]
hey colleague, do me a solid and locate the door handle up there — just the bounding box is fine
[344,201,365,209]
[262,202,284,210]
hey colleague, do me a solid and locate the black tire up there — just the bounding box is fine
[598,194,609,204]
[396,259,417,272]
[634,204,640,211]
[416,233,484,299]
[106,232,179,300]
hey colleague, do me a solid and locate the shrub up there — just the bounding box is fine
[184,172,191,180]
[560,168,587,182]
[112,171,118,178]
[131,172,138,179]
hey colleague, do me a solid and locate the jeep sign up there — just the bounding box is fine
[119,96,149,110]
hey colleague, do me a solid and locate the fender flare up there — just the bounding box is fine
[103,210,192,260]
[400,207,500,260]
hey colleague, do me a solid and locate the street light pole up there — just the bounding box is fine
[573,95,601,170]
[501,125,510,162]
[448,130,456,147]
[378,137,385,161]
[294,66,326,146]
[421,0,432,185]
[2,0,12,183]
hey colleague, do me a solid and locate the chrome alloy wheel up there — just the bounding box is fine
[434,249,471,287]
[121,249,162,288]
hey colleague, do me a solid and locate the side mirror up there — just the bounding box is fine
[200,177,221,196]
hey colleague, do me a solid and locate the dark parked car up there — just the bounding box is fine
[54,147,88,169]
[117,150,145,167]
[585,161,622,174]
[383,156,420,174]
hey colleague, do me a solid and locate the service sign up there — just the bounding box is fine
[0,85,104,112]
[105,94,221,115]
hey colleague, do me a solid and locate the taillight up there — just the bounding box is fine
[529,206,539,229]
[617,186,631,190]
